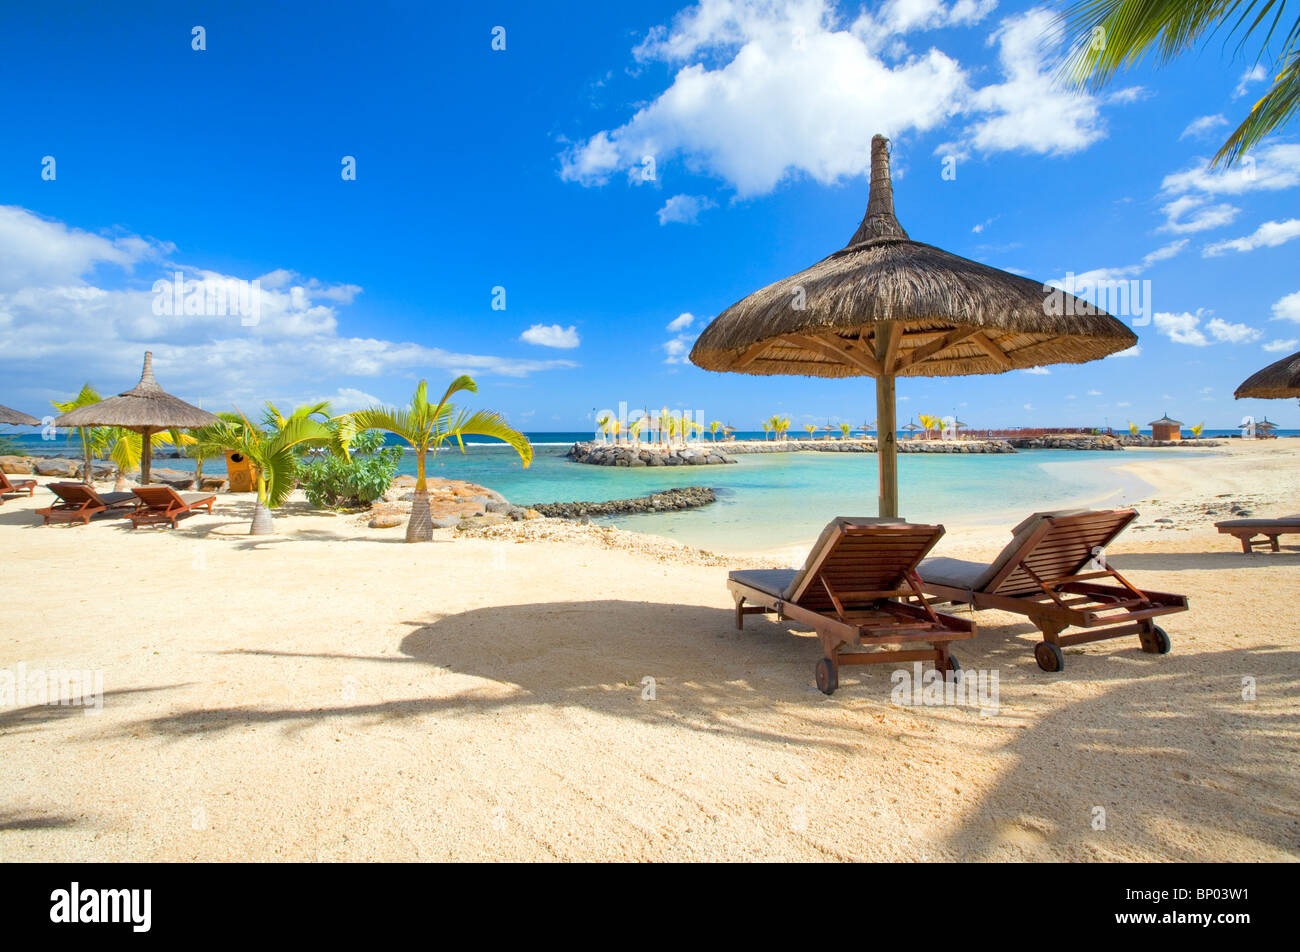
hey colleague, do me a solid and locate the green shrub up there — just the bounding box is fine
[301,430,403,509]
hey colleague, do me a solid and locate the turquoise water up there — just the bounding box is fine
[420,444,1181,552]
[0,429,1203,552]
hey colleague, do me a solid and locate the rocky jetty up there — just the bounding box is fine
[568,442,737,466]
[1007,435,1122,451]
[527,487,716,519]
[1115,435,1223,448]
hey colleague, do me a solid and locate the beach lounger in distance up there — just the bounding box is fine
[1215,515,1300,553]
[128,485,216,528]
[919,509,1188,672]
[728,518,976,695]
[36,481,138,526]
[0,470,37,502]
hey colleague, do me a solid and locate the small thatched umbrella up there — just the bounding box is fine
[1235,349,1300,401]
[690,134,1137,516]
[0,405,40,427]
[53,351,218,485]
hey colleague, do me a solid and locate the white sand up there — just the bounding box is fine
[1,439,1297,861]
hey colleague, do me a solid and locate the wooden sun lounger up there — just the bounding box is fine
[919,509,1188,673]
[0,471,37,502]
[1215,515,1300,553]
[36,481,138,526]
[728,518,976,695]
[128,485,216,528]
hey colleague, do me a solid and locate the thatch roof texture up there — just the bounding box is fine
[690,136,1136,379]
[1234,349,1300,400]
[1148,413,1182,426]
[54,351,218,430]
[0,404,40,426]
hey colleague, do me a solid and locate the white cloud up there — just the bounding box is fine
[0,206,576,408]
[657,194,716,225]
[1108,344,1142,358]
[1022,366,1050,374]
[1162,143,1300,196]
[1272,289,1300,322]
[1263,338,1299,352]
[1179,114,1228,140]
[1153,309,1260,346]
[1205,317,1261,344]
[1087,388,1102,396]
[875,0,998,33]
[1154,310,1209,346]
[963,9,1106,156]
[1203,218,1300,256]
[1116,401,1131,407]
[664,335,694,364]
[1234,64,1267,98]
[1158,195,1238,234]
[666,312,696,332]
[519,323,581,348]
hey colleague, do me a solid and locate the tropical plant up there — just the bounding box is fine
[657,406,671,445]
[1057,0,1300,166]
[301,429,404,509]
[51,385,190,486]
[1190,421,1205,437]
[195,406,339,534]
[761,420,772,440]
[803,423,818,440]
[595,412,614,444]
[629,415,645,447]
[709,420,722,442]
[348,377,531,542]
[1128,421,1140,436]
[839,422,852,439]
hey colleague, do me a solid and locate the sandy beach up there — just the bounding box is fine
[2,438,1297,861]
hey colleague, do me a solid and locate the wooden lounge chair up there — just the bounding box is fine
[728,518,976,695]
[36,481,138,526]
[1215,515,1300,552]
[0,470,37,502]
[919,509,1188,672]
[128,485,216,528]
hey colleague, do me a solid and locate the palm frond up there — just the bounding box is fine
[1215,49,1300,163]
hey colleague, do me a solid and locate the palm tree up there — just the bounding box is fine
[629,415,645,447]
[1057,0,1300,165]
[760,420,772,441]
[595,412,614,444]
[196,407,338,535]
[803,423,817,441]
[1128,421,1140,436]
[778,416,792,440]
[348,377,531,542]
[839,422,852,440]
[709,420,723,442]
[1190,421,1205,437]
[657,406,671,446]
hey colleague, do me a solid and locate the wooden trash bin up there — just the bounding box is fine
[224,450,257,493]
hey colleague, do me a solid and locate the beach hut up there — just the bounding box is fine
[0,405,40,427]
[1235,349,1300,401]
[690,135,1136,516]
[1148,412,1182,441]
[53,351,218,486]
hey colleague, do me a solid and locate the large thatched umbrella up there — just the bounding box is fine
[53,351,218,485]
[0,405,40,426]
[1235,349,1300,401]
[690,134,1137,516]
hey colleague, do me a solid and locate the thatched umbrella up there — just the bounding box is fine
[1235,349,1300,401]
[0,405,40,426]
[53,351,218,485]
[690,134,1136,516]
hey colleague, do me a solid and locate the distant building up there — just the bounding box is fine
[1148,413,1182,441]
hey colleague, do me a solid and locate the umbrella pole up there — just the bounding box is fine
[876,373,898,517]
[141,427,153,486]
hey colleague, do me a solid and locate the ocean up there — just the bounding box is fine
[3,428,1241,551]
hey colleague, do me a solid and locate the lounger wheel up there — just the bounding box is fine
[1144,625,1172,655]
[1034,642,1064,673]
[814,658,838,695]
[944,654,962,679]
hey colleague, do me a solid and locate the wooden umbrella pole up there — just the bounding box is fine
[876,374,898,517]
[140,427,153,486]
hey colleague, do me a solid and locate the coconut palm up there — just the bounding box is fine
[1128,421,1140,436]
[1057,0,1300,166]
[803,423,817,440]
[629,415,645,447]
[709,420,723,442]
[839,422,852,439]
[196,407,338,535]
[760,420,772,440]
[1190,421,1205,437]
[595,412,614,444]
[348,376,531,542]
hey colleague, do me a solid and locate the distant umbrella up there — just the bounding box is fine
[53,351,218,485]
[1234,349,1300,400]
[0,405,40,426]
[691,134,1136,516]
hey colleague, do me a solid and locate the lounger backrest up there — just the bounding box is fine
[48,481,101,505]
[0,472,20,491]
[133,485,185,508]
[982,509,1137,596]
[786,518,942,612]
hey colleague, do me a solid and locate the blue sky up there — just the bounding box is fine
[1,0,1298,433]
